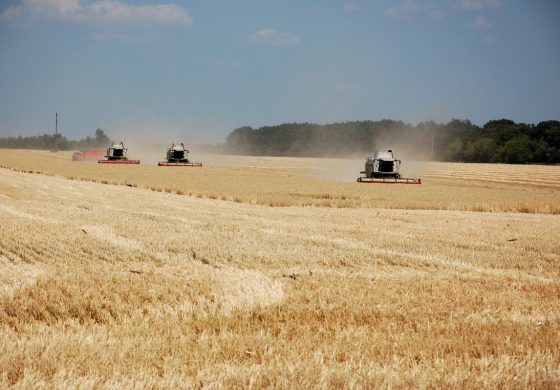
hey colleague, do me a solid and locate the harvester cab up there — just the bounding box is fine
[98,142,140,164]
[363,150,401,179]
[106,142,126,160]
[158,143,202,167]
[358,150,421,184]
[168,143,189,163]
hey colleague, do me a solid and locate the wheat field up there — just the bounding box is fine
[1,150,559,388]
[0,149,559,213]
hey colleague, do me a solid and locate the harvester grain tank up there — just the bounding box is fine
[98,142,140,164]
[357,150,421,184]
[158,143,202,167]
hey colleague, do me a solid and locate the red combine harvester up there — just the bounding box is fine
[158,143,202,167]
[98,142,140,164]
[357,150,421,184]
[72,150,104,161]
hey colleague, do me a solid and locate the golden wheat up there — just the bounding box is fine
[0,149,559,213]
[0,152,559,388]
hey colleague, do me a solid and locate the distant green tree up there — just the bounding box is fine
[225,126,255,155]
[437,119,480,160]
[483,119,519,144]
[533,139,553,163]
[464,138,498,163]
[445,140,464,161]
[536,121,560,162]
[94,129,110,148]
[501,135,536,164]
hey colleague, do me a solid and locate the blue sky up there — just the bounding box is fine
[0,0,559,142]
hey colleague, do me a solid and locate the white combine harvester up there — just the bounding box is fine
[357,149,421,184]
[98,142,140,164]
[158,143,202,167]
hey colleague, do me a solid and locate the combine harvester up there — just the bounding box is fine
[98,142,140,164]
[357,149,421,184]
[72,150,104,161]
[158,143,202,167]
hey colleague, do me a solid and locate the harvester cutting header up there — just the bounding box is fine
[357,150,421,184]
[98,142,140,164]
[158,143,202,167]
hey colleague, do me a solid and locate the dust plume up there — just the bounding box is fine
[222,121,436,181]
[102,130,220,165]
[98,121,435,179]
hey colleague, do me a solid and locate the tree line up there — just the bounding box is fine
[0,129,111,151]
[2,120,559,164]
[224,119,560,163]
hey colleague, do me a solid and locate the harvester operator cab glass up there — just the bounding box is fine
[379,160,394,173]
[173,150,185,160]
